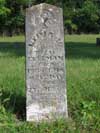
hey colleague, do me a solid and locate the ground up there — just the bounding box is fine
[0,35,100,132]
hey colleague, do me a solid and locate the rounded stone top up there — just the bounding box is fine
[26,3,62,12]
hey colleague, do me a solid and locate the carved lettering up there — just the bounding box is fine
[26,4,68,121]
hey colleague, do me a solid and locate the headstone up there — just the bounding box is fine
[26,3,68,122]
[96,38,100,46]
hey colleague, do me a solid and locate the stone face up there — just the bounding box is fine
[26,3,68,122]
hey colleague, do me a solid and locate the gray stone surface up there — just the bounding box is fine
[26,3,68,122]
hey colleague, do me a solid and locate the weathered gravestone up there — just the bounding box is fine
[26,3,68,122]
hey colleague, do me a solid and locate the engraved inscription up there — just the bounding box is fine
[26,3,68,122]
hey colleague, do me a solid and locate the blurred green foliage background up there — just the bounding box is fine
[0,0,100,36]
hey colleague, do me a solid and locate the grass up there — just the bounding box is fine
[0,35,100,132]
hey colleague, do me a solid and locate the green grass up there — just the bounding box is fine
[0,35,100,132]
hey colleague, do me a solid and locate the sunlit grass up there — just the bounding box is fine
[0,35,100,132]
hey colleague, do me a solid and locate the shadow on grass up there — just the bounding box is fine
[65,42,100,59]
[0,42,25,57]
[1,41,100,59]
[1,89,26,121]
